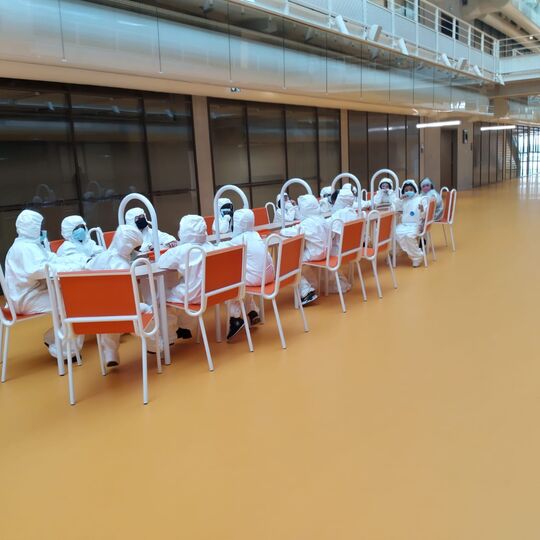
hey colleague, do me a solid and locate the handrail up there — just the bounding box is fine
[278,178,313,229]
[330,173,362,210]
[213,185,250,243]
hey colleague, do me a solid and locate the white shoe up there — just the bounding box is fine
[412,260,421,268]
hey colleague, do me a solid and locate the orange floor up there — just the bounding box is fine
[1,179,539,539]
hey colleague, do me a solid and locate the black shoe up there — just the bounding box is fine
[301,290,318,306]
[176,328,193,340]
[65,355,80,365]
[106,360,119,368]
[248,310,261,326]
[227,317,245,341]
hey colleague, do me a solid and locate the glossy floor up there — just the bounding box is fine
[1,179,539,539]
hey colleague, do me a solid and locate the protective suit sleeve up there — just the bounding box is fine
[157,246,182,271]
[280,224,301,238]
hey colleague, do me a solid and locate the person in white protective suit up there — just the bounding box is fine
[4,209,85,360]
[57,215,103,264]
[212,198,234,234]
[319,186,333,213]
[86,225,150,367]
[273,193,300,224]
[280,194,330,306]
[125,207,177,253]
[419,178,444,221]
[218,209,275,340]
[373,178,399,210]
[395,179,426,267]
[158,215,216,338]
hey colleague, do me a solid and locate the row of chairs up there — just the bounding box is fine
[0,189,457,405]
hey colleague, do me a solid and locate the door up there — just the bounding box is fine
[440,128,457,189]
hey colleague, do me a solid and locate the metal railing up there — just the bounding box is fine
[499,33,540,58]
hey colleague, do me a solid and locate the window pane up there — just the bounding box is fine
[388,114,406,182]
[251,184,282,209]
[318,108,341,184]
[0,86,67,113]
[209,101,249,186]
[247,104,286,183]
[145,95,197,192]
[286,106,317,184]
[481,125,490,185]
[367,113,388,179]
[0,116,77,207]
[348,111,368,184]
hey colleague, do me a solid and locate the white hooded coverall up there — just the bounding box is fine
[159,215,215,332]
[419,179,444,221]
[57,215,103,264]
[212,198,234,234]
[4,209,85,358]
[395,180,426,265]
[125,207,176,252]
[273,194,300,224]
[86,225,145,365]
[373,178,399,210]
[319,186,333,213]
[280,194,330,297]
[219,209,275,318]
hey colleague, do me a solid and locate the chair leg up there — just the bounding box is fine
[154,334,162,374]
[449,225,456,251]
[199,316,214,372]
[141,337,149,405]
[371,259,383,299]
[239,300,254,353]
[215,305,222,343]
[259,296,266,324]
[66,341,75,405]
[272,298,286,349]
[54,333,65,377]
[387,253,398,289]
[422,239,428,267]
[1,326,11,383]
[96,335,107,376]
[295,287,309,333]
[0,323,3,365]
[334,271,346,313]
[429,232,437,261]
[356,262,367,301]
[442,224,448,246]
[324,270,329,297]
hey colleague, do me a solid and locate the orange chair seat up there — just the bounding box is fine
[361,247,375,257]
[246,283,277,296]
[1,307,46,322]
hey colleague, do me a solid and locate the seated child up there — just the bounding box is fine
[420,178,443,221]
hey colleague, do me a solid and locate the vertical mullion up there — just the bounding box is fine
[66,91,84,217]
[284,105,289,179]
[315,107,321,193]
[140,95,155,203]
[244,102,253,205]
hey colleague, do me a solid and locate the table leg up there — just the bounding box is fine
[157,274,171,366]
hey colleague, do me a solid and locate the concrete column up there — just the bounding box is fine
[423,126,442,188]
[192,96,214,215]
[456,122,473,190]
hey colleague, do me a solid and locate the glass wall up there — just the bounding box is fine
[348,111,420,186]
[0,79,198,261]
[208,99,341,207]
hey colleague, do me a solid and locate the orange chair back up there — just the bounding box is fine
[277,235,304,288]
[252,207,270,227]
[203,216,214,232]
[58,270,137,335]
[425,199,436,231]
[103,230,115,248]
[204,245,244,307]
[365,192,372,201]
[340,219,365,264]
[441,189,457,223]
[49,239,64,253]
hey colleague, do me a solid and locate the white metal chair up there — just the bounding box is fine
[50,258,161,405]
[434,187,457,251]
[247,234,308,349]
[304,218,367,313]
[418,198,437,267]
[0,263,70,382]
[361,211,398,299]
[167,244,253,371]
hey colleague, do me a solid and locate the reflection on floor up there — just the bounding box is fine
[1,179,540,539]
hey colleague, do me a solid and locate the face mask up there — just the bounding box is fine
[382,188,389,193]
[72,227,87,243]
[135,216,148,231]
[405,190,415,198]
[220,204,233,218]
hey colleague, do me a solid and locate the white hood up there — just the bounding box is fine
[109,225,143,259]
[297,194,321,219]
[217,198,233,213]
[16,210,43,240]
[61,215,86,241]
[320,186,332,198]
[332,184,355,213]
[420,178,434,190]
[232,209,254,237]
[125,207,147,228]
[378,178,394,190]
[178,215,207,245]
[402,179,419,193]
